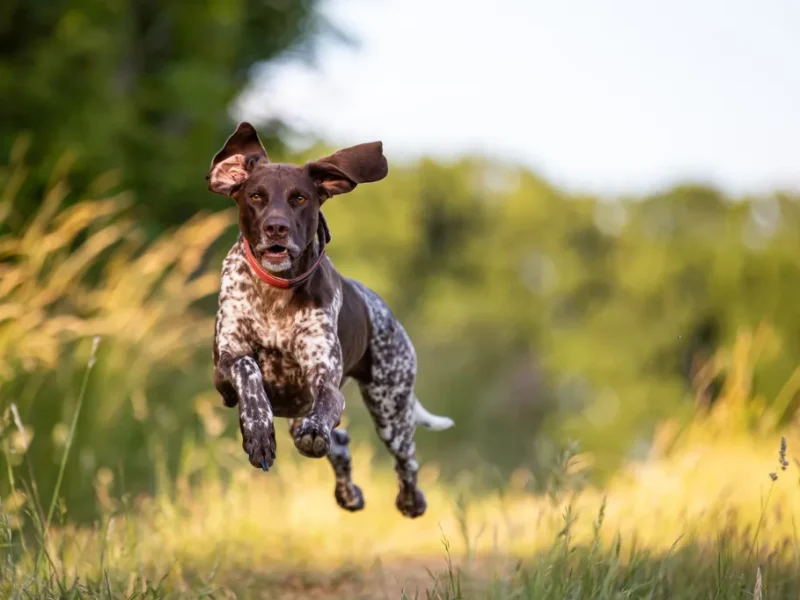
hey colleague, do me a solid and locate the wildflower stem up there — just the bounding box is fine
[45,336,100,533]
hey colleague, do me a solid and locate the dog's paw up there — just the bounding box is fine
[242,420,276,471]
[335,483,365,512]
[292,417,331,458]
[396,485,427,519]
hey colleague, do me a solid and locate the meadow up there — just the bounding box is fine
[2,148,800,599]
[2,381,799,598]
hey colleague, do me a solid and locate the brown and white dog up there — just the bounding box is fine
[207,122,453,518]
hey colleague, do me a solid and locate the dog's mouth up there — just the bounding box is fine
[261,244,290,264]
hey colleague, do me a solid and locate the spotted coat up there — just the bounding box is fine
[207,121,453,518]
[213,235,454,517]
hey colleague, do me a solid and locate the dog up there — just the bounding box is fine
[207,122,454,518]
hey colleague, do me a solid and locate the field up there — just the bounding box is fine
[2,421,799,598]
[4,2,800,597]
[2,158,800,599]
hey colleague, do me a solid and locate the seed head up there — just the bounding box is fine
[779,436,789,471]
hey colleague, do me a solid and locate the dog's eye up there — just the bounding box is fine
[250,193,261,202]
[294,195,306,205]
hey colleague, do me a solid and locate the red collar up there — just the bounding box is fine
[242,227,327,290]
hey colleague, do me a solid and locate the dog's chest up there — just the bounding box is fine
[217,246,342,418]
[249,312,314,417]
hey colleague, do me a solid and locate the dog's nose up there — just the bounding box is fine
[264,217,290,237]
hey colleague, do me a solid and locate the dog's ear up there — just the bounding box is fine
[207,122,269,196]
[305,141,388,200]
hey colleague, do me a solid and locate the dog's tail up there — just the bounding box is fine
[413,397,454,431]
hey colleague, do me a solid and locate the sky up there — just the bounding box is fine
[238,0,800,197]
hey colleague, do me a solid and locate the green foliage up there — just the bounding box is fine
[0,0,333,230]
[4,145,800,517]
[318,155,800,476]
[7,126,800,511]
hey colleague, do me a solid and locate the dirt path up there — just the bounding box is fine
[210,557,493,599]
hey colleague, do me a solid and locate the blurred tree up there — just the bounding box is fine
[0,0,338,231]
[318,154,800,479]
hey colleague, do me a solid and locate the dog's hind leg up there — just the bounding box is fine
[361,351,454,517]
[358,378,426,518]
[350,281,453,518]
[358,364,454,518]
[328,428,365,511]
[289,420,364,512]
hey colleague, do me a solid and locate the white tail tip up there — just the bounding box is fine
[414,399,454,431]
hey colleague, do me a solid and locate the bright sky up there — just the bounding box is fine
[238,0,800,196]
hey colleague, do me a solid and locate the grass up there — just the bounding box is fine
[0,142,235,519]
[2,398,800,598]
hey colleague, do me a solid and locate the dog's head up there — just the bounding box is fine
[207,122,388,274]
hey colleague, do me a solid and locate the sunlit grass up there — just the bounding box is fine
[0,136,233,379]
[2,418,799,597]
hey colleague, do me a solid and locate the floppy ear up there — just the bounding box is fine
[207,122,269,196]
[305,141,388,200]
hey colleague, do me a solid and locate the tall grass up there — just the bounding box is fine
[0,140,237,518]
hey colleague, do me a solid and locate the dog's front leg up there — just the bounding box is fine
[291,318,344,459]
[218,353,276,471]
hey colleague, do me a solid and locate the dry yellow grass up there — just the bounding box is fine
[5,427,795,581]
[0,142,234,384]
[2,423,798,599]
